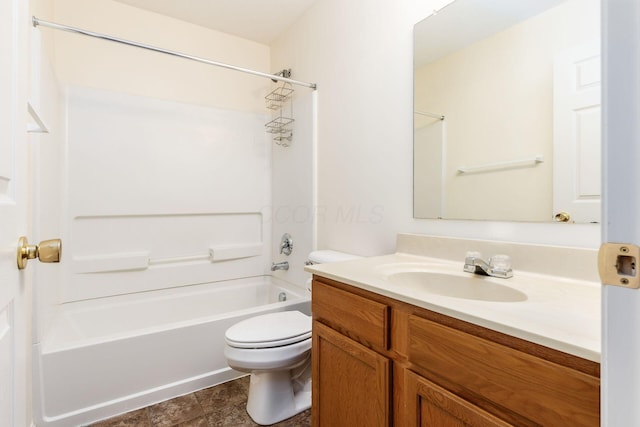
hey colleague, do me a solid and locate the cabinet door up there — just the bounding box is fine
[404,370,513,427]
[312,321,390,427]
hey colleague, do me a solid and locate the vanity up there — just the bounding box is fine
[306,235,600,426]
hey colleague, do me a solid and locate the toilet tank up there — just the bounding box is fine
[306,250,361,293]
[307,250,361,265]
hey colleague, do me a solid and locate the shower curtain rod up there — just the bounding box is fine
[32,16,317,90]
[414,110,444,120]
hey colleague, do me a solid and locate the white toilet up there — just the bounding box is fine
[224,250,360,425]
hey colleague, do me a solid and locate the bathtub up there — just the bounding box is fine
[33,276,311,427]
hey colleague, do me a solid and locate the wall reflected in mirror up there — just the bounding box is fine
[413,0,601,223]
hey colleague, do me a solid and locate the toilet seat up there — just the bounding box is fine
[226,332,311,349]
[225,311,312,349]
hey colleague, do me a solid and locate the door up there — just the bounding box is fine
[601,0,640,425]
[553,41,601,223]
[0,0,30,425]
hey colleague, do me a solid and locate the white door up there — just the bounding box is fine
[0,0,30,426]
[602,0,640,425]
[553,41,601,223]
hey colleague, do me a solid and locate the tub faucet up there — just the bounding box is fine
[463,252,513,279]
[271,261,289,271]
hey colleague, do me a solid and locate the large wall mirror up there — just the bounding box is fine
[413,0,601,223]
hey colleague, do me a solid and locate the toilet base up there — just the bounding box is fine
[245,358,312,425]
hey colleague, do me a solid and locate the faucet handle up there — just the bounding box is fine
[489,254,511,271]
[279,233,293,256]
[488,254,513,278]
[464,251,482,264]
[463,251,482,273]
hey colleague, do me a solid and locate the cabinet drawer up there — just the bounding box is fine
[312,278,389,350]
[408,315,599,426]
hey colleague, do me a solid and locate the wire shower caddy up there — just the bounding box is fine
[265,70,294,146]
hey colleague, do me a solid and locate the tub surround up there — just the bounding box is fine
[62,87,272,302]
[305,233,600,362]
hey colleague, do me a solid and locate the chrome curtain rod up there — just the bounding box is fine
[32,16,317,90]
[414,110,445,120]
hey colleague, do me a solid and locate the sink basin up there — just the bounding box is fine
[383,268,527,302]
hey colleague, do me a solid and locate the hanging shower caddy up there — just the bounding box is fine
[265,69,294,146]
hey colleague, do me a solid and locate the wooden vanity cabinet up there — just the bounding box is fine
[311,276,600,427]
[312,277,392,426]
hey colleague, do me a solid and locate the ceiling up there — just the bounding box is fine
[114,0,318,44]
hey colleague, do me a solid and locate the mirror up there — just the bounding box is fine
[413,0,601,223]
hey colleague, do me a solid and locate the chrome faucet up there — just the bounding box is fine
[271,261,289,271]
[463,252,513,279]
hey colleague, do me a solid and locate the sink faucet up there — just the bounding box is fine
[463,252,513,278]
[271,261,289,271]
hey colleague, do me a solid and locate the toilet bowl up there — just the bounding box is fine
[224,310,312,425]
[224,250,360,425]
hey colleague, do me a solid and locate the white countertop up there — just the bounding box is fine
[306,252,601,362]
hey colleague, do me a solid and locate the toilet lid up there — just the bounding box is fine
[225,311,312,349]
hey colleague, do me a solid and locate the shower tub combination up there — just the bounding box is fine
[33,276,310,427]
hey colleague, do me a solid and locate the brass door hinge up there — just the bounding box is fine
[598,243,640,288]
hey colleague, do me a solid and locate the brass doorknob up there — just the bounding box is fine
[554,211,571,223]
[17,236,62,270]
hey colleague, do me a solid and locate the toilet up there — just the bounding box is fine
[224,250,360,425]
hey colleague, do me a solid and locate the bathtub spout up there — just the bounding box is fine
[271,261,289,271]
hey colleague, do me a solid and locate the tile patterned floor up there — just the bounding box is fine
[88,376,311,427]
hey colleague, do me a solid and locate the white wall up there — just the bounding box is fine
[271,0,600,256]
[51,0,269,112]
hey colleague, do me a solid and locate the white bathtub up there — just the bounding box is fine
[33,276,311,427]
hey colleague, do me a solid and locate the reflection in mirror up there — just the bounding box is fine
[413,0,601,223]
